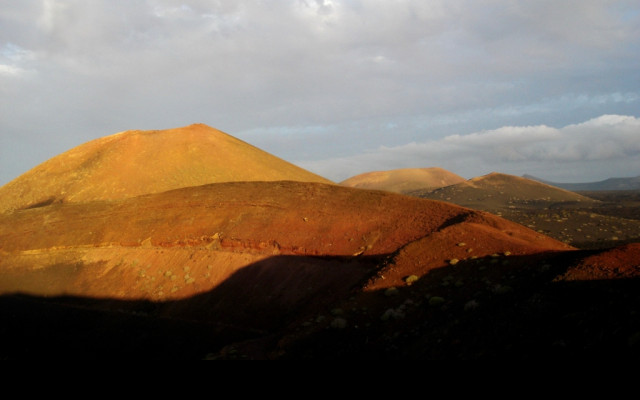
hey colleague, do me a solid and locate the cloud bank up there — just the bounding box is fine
[0,1,639,185]
[299,115,640,182]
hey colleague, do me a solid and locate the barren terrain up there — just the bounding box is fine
[0,124,331,213]
[340,167,465,193]
[411,173,640,249]
[0,133,638,360]
[1,181,638,359]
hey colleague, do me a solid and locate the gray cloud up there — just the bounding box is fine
[299,114,640,182]
[1,1,639,185]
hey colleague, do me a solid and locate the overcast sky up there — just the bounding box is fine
[1,0,639,185]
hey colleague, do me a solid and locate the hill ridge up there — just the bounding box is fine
[411,172,598,209]
[0,124,332,213]
[340,167,465,194]
[524,174,640,191]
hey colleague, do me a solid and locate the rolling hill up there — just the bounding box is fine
[0,180,571,302]
[524,174,640,191]
[0,179,585,359]
[340,167,465,194]
[0,127,638,359]
[411,172,599,210]
[0,124,332,213]
[410,172,640,249]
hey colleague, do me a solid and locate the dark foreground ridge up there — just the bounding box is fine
[1,247,639,360]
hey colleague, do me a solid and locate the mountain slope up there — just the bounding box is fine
[2,179,638,359]
[412,172,599,210]
[340,167,465,194]
[0,124,332,213]
[0,181,573,335]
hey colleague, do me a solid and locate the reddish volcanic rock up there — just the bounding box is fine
[0,181,574,334]
[1,125,637,360]
[557,243,640,281]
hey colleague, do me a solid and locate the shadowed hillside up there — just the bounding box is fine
[0,181,572,302]
[271,244,640,360]
[1,126,638,359]
[2,244,639,360]
[0,124,332,213]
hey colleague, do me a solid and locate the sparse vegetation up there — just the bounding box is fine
[384,287,399,297]
[330,318,347,329]
[428,296,446,306]
[404,275,419,285]
[1,163,638,360]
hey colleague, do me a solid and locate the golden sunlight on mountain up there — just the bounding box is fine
[0,124,332,213]
[340,167,465,194]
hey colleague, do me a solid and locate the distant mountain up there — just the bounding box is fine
[410,172,599,210]
[523,174,640,191]
[0,180,574,355]
[1,124,638,359]
[2,179,638,359]
[0,124,332,213]
[340,167,465,194]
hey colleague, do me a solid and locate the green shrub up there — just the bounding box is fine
[404,275,419,285]
[384,287,399,297]
[428,296,445,306]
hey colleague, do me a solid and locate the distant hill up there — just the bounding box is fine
[0,124,332,213]
[1,125,638,359]
[410,172,599,210]
[340,167,465,194]
[524,174,640,191]
[2,179,638,359]
[0,180,573,347]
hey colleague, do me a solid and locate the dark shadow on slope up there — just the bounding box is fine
[0,293,246,360]
[434,211,475,231]
[270,250,640,360]
[0,253,385,360]
[1,249,639,360]
[21,197,62,210]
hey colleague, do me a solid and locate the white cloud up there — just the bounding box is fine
[299,115,640,182]
[38,0,66,33]
[0,64,23,76]
[0,43,36,78]
[1,43,35,62]
[443,125,561,147]
[0,1,639,186]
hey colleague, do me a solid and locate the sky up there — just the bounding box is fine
[1,0,639,186]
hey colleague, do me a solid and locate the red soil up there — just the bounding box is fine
[0,181,573,330]
[0,131,637,358]
[0,181,637,359]
[557,243,640,281]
